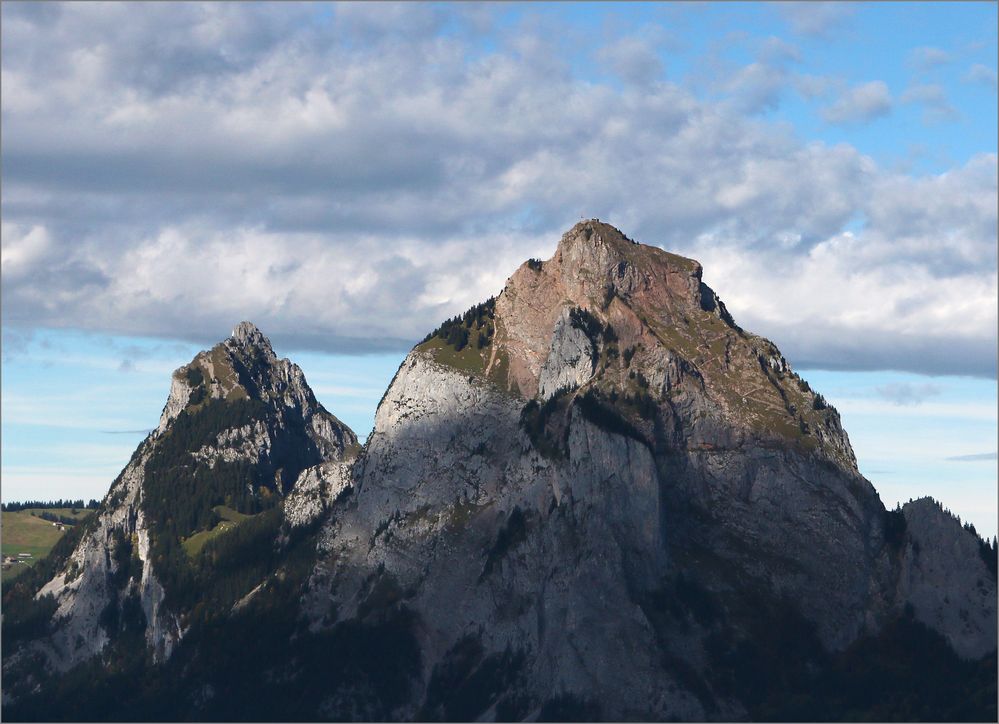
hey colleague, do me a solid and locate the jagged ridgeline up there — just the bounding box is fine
[2,223,996,722]
[2,322,359,709]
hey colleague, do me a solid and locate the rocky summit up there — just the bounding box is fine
[2,221,996,722]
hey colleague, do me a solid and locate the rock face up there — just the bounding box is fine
[157,321,353,465]
[2,323,356,696]
[538,308,596,399]
[32,448,179,669]
[303,220,995,720]
[898,497,997,659]
[2,223,995,721]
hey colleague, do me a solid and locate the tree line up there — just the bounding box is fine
[2,499,100,512]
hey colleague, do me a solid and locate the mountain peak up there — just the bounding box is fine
[418,220,857,471]
[5,319,357,685]
[555,218,698,276]
[559,218,633,248]
[5,225,996,722]
[155,323,351,458]
[228,320,274,358]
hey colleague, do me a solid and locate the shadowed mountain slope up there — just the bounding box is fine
[3,222,995,722]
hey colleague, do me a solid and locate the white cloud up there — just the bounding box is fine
[907,46,951,71]
[821,80,892,124]
[0,223,53,280]
[596,36,664,88]
[1,3,995,377]
[964,63,998,91]
[777,2,855,37]
[874,382,942,406]
[900,83,959,124]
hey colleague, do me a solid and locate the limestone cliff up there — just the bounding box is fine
[305,220,995,719]
[2,323,356,701]
[2,224,995,722]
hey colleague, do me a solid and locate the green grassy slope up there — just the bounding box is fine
[181,505,258,558]
[1,509,93,584]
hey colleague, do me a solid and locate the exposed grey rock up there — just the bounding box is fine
[302,220,995,717]
[307,353,717,720]
[897,497,997,659]
[10,322,357,678]
[33,447,180,669]
[191,420,272,469]
[157,321,354,461]
[285,461,354,529]
[4,222,994,721]
[538,308,595,399]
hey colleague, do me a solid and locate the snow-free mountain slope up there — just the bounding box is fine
[3,223,995,722]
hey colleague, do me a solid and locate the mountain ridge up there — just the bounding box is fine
[2,221,995,721]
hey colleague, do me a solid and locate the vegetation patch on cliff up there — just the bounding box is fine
[521,389,573,460]
[576,388,646,444]
[181,505,256,558]
[140,395,322,613]
[479,507,528,581]
[421,298,496,352]
[417,298,497,375]
[421,634,527,721]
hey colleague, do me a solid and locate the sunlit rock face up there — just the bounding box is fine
[304,220,995,719]
[3,223,994,722]
[3,322,356,692]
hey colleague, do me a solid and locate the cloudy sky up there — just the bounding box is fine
[2,2,996,535]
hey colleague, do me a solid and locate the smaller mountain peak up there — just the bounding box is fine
[560,219,633,250]
[229,321,274,357]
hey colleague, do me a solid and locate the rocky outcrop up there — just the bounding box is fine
[3,223,994,722]
[285,461,355,529]
[304,219,995,719]
[538,308,596,399]
[157,321,354,461]
[31,446,181,669]
[4,322,357,683]
[306,352,714,720]
[897,497,997,659]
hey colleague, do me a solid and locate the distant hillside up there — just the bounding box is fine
[1,509,93,585]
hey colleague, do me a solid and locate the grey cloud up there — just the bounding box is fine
[2,2,317,96]
[900,84,959,124]
[1,3,995,376]
[776,2,854,37]
[874,382,943,406]
[596,37,664,88]
[733,317,996,379]
[794,73,838,100]
[946,452,998,462]
[964,63,998,91]
[723,62,790,114]
[332,2,446,42]
[907,46,951,71]
[709,35,800,115]
[821,81,892,124]
[860,154,997,275]
[758,36,801,64]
